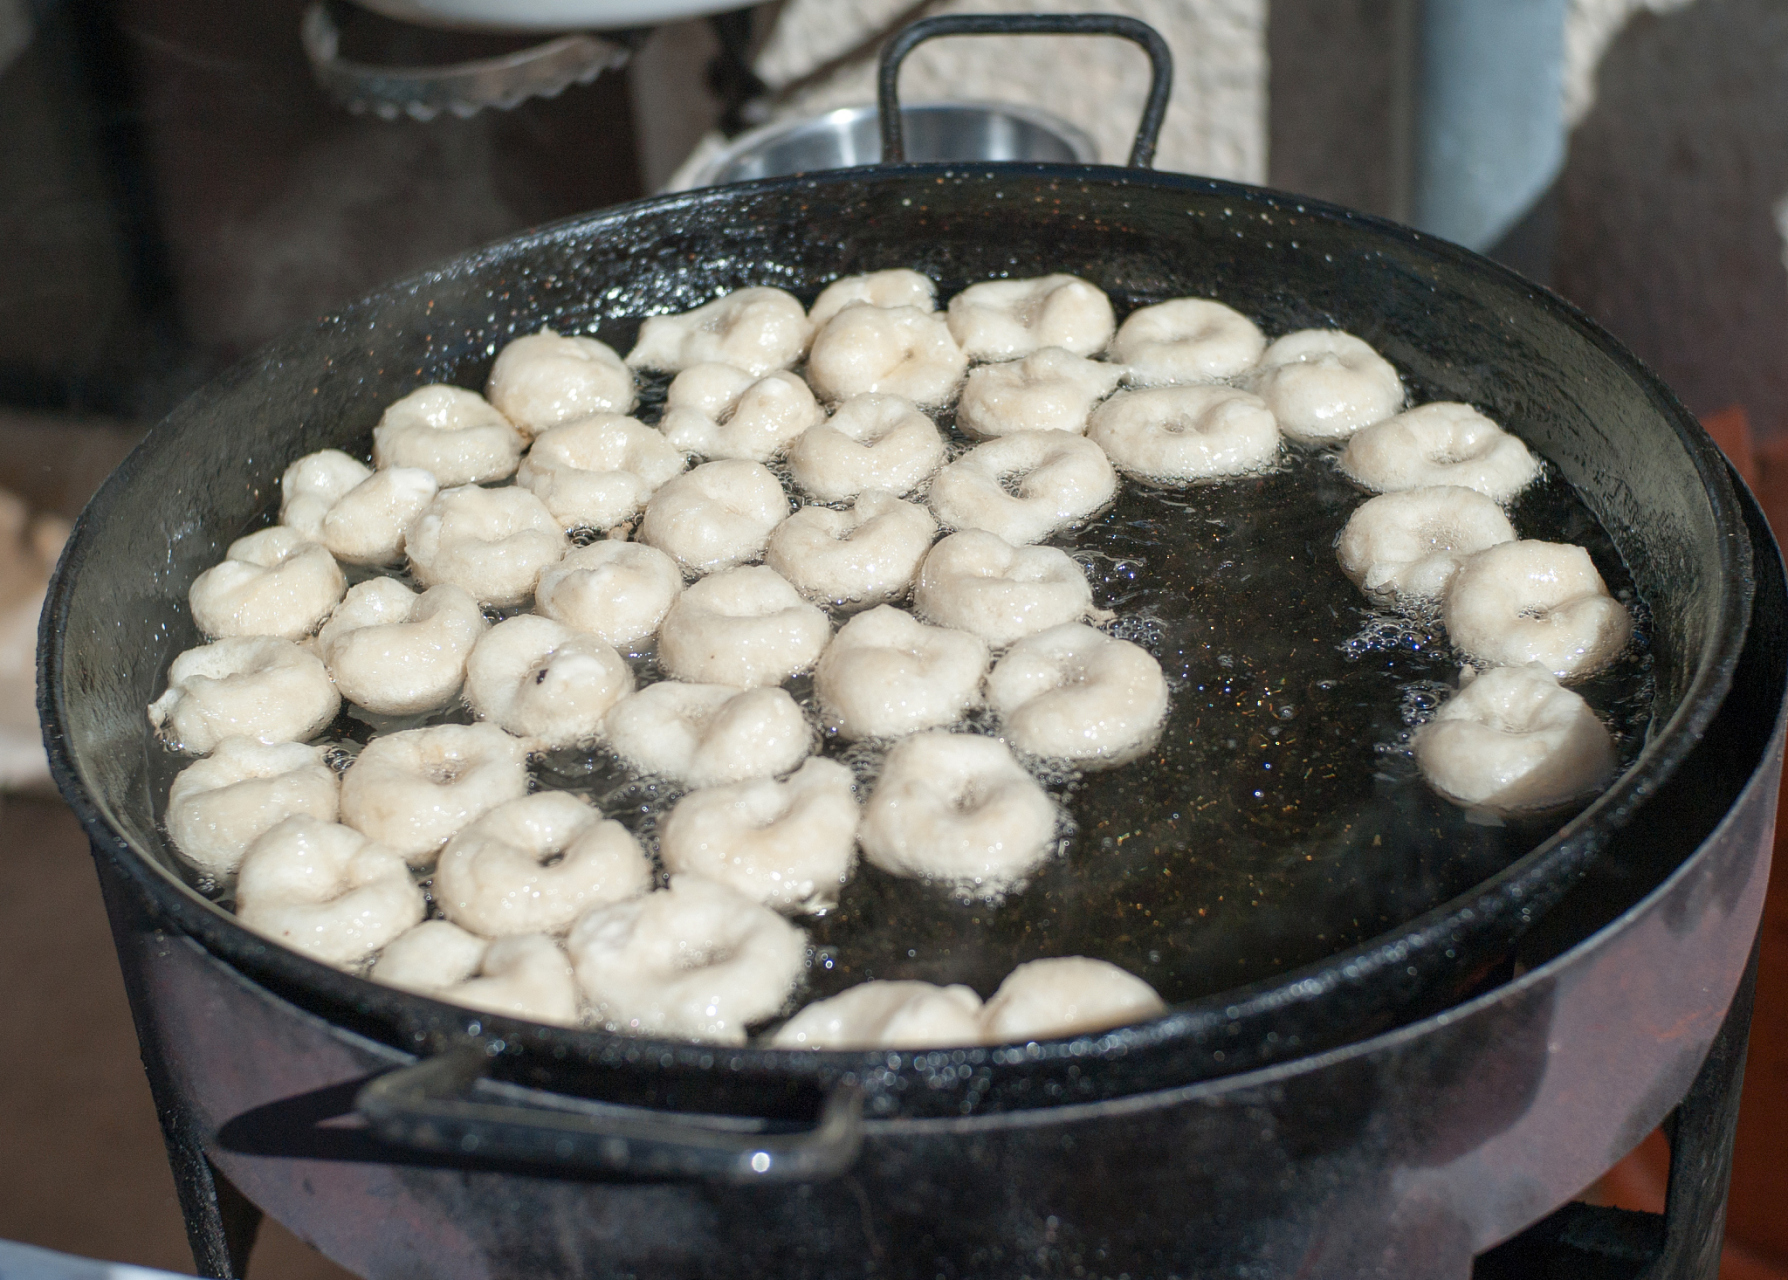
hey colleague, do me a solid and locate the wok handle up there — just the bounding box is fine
[876,13,1174,169]
[356,1043,864,1182]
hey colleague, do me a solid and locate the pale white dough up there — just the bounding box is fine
[912,530,1093,649]
[373,923,580,1027]
[981,956,1166,1042]
[371,919,488,991]
[485,327,636,435]
[149,637,340,755]
[1415,665,1616,814]
[534,540,684,652]
[659,364,824,462]
[602,682,811,788]
[235,816,424,965]
[804,305,967,407]
[188,525,345,641]
[785,393,946,501]
[1110,298,1266,386]
[320,468,440,565]
[986,624,1169,767]
[165,738,339,878]
[1251,329,1404,442]
[515,413,687,532]
[568,874,807,1043]
[1340,402,1543,502]
[814,605,988,740]
[626,287,813,376]
[372,385,526,486]
[859,731,1059,896]
[636,459,790,575]
[808,269,937,327]
[928,431,1118,545]
[434,791,650,936]
[773,981,985,1049]
[956,347,1125,438]
[658,758,859,913]
[765,491,936,609]
[947,274,1115,360]
[317,578,486,715]
[656,566,830,688]
[338,723,531,864]
[464,614,632,749]
[1336,487,1517,603]
[280,450,371,540]
[1086,385,1280,483]
[1444,541,1632,681]
[406,484,568,607]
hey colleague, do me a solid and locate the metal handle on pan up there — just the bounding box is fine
[357,1043,864,1182]
[876,13,1174,168]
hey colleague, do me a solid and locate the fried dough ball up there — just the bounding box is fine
[515,413,687,532]
[407,485,568,607]
[434,791,650,937]
[602,682,811,787]
[1251,329,1404,442]
[165,738,339,878]
[279,450,371,540]
[149,637,340,756]
[463,615,632,749]
[567,874,807,1043]
[235,816,424,965]
[626,287,813,376]
[1086,385,1280,483]
[986,623,1170,767]
[956,347,1125,439]
[814,605,988,740]
[772,981,986,1049]
[1336,487,1517,604]
[317,578,486,715]
[1110,298,1266,386]
[659,364,824,462]
[534,540,683,652]
[946,274,1115,360]
[804,305,968,407]
[1443,541,1632,681]
[912,530,1094,649]
[1340,402,1543,502]
[765,491,936,609]
[808,268,937,327]
[323,469,440,566]
[658,758,859,913]
[188,526,345,641]
[372,385,525,485]
[928,431,1118,545]
[485,327,636,435]
[636,459,790,576]
[656,566,830,688]
[338,723,530,865]
[981,957,1166,1042]
[785,393,946,501]
[373,922,580,1027]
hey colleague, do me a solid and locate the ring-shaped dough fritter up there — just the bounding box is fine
[804,305,967,407]
[626,287,813,376]
[280,450,371,540]
[636,459,790,576]
[1340,402,1543,502]
[165,738,339,878]
[485,327,636,435]
[434,791,650,936]
[912,530,1094,649]
[1444,541,1632,681]
[659,364,824,462]
[956,348,1125,438]
[568,874,807,1043]
[772,980,985,1049]
[373,922,580,1026]
[407,484,569,607]
[338,723,531,865]
[515,413,687,532]
[765,491,936,609]
[859,731,1059,896]
[534,540,683,652]
[1110,298,1266,386]
[946,274,1115,360]
[318,578,486,715]
[927,431,1118,545]
[1414,665,1616,814]
[980,956,1166,1042]
[986,623,1169,766]
[1336,487,1517,603]
[319,468,439,565]
[814,605,988,739]
[372,385,525,485]
[785,393,946,501]
[658,757,859,913]
[602,682,811,788]
[657,566,830,688]
[464,614,632,748]
[149,637,340,755]
[808,268,937,327]
[235,816,424,965]
[188,526,345,641]
[1086,385,1279,483]
[1251,329,1404,442]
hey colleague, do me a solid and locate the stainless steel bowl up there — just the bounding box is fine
[682,101,1098,187]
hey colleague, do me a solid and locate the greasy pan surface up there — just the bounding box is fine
[43,165,1749,1118]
